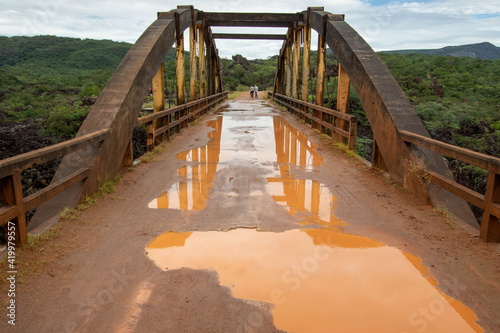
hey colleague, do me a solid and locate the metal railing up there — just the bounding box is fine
[400,130,500,241]
[0,92,228,245]
[269,92,357,151]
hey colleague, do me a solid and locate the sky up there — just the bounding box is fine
[0,0,499,59]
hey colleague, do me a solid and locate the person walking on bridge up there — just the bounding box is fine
[254,85,258,99]
[250,85,254,98]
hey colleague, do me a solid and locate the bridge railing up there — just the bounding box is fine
[0,129,110,244]
[400,130,500,241]
[0,92,228,245]
[269,92,357,151]
[137,92,228,152]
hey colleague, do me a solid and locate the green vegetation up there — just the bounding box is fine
[0,35,131,139]
[1,35,498,209]
[59,174,120,220]
[432,208,456,228]
[381,42,500,60]
[220,54,277,91]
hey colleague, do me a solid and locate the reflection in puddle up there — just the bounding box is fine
[148,114,337,228]
[146,228,482,333]
[269,117,341,226]
[148,118,223,210]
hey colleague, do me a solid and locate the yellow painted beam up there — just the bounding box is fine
[176,32,186,106]
[190,24,198,101]
[198,24,206,99]
[301,26,311,103]
[336,63,351,142]
[292,27,301,99]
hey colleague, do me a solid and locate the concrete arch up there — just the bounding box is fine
[305,10,476,226]
[31,7,208,227]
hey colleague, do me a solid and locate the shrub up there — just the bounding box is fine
[43,106,89,138]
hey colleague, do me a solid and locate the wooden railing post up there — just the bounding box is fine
[348,118,357,151]
[146,122,155,151]
[481,167,500,242]
[0,170,27,245]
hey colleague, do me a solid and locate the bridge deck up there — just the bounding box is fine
[6,96,499,332]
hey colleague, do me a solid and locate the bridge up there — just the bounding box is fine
[1,6,499,332]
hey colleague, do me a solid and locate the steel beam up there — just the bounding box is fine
[292,26,300,99]
[190,7,198,101]
[301,9,311,103]
[176,32,186,106]
[198,12,303,22]
[212,33,286,40]
[206,21,291,27]
[198,23,206,99]
[285,32,293,97]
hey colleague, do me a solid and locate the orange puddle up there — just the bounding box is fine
[146,228,482,333]
[146,111,482,332]
[148,118,223,210]
[148,115,331,227]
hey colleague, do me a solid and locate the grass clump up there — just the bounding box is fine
[407,159,431,188]
[59,174,120,220]
[432,208,456,228]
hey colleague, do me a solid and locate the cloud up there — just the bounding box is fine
[0,0,498,59]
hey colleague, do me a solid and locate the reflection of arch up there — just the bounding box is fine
[151,117,223,210]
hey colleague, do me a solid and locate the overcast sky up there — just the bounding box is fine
[0,0,499,59]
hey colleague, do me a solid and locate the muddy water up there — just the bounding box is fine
[146,105,482,332]
[148,113,339,227]
[147,229,481,333]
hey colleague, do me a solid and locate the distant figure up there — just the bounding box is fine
[149,87,153,96]
[254,85,258,99]
[250,85,254,98]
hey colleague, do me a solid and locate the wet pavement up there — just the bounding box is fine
[145,99,483,332]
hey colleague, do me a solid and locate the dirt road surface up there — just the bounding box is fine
[1,93,499,332]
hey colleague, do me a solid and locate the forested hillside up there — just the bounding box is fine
[382,42,500,60]
[1,36,499,207]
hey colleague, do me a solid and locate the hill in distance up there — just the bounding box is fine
[381,42,500,60]
[0,35,133,72]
